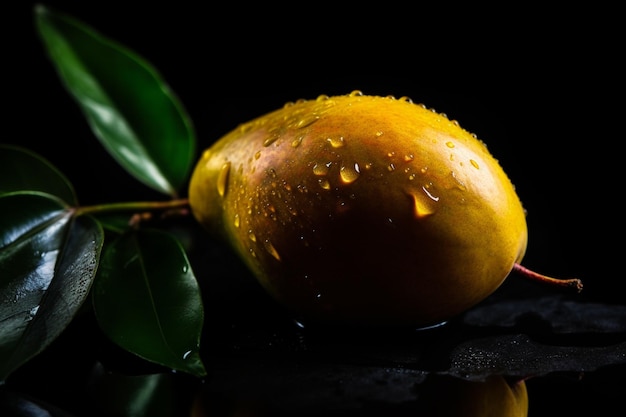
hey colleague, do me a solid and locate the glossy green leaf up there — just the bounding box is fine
[34,5,196,197]
[0,193,103,382]
[0,145,77,204]
[92,229,206,377]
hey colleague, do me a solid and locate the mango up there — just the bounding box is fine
[188,92,528,327]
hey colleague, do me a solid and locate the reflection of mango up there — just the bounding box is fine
[419,374,528,416]
[189,92,527,327]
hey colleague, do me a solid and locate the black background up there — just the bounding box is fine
[5,2,625,416]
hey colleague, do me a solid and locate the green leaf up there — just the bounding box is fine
[92,229,206,377]
[0,193,103,382]
[0,145,77,204]
[34,5,196,197]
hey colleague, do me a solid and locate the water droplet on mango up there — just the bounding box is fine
[263,136,278,147]
[264,239,281,261]
[409,192,436,219]
[326,136,345,148]
[217,162,231,197]
[296,114,319,129]
[291,135,305,147]
[339,162,360,184]
[313,162,332,176]
[318,178,331,190]
[422,184,440,202]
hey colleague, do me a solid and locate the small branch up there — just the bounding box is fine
[76,198,189,217]
[512,263,583,293]
[75,198,190,228]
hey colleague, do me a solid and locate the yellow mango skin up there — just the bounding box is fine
[189,93,528,327]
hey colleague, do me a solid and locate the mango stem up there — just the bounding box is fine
[512,263,583,293]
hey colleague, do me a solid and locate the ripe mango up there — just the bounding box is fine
[188,92,528,327]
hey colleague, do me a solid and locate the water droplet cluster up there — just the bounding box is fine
[211,94,499,274]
